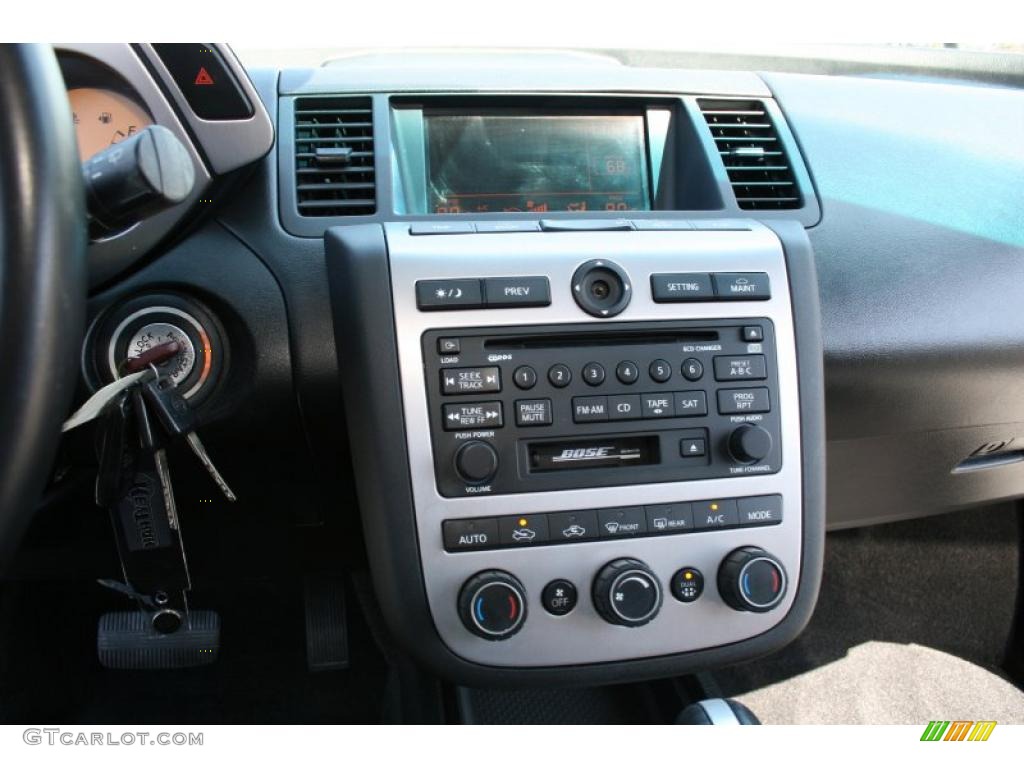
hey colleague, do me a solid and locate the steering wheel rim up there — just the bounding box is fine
[0,44,87,570]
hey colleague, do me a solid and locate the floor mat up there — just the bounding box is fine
[713,505,1022,723]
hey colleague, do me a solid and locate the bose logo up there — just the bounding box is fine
[559,447,613,460]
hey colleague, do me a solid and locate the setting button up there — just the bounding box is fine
[548,510,599,542]
[714,355,767,381]
[642,393,675,419]
[712,272,771,300]
[738,495,783,526]
[717,388,771,414]
[441,366,501,395]
[670,567,705,603]
[542,579,578,616]
[651,273,714,302]
[416,279,483,310]
[442,518,500,551]
[483,276,551,307]
[646,503,693,534]
[598,507,647,538]
[443,402,502,430]
[693,499,740,530]
[515,399,553,427]
[573,396,609,423]
[498,514,549,546]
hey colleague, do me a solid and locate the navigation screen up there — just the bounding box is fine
[425,112,650,214]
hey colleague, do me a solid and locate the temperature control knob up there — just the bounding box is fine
[728,424,773,464]
[458,570,527,640]
[454,440,499,484]
[718,547,788,613]
[592,558,663,627]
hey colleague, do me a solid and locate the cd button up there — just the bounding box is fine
[608,394,642,421]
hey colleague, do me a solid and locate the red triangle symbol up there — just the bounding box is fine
[194,67,215,86]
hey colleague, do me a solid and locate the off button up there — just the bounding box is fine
[542,579,578,616]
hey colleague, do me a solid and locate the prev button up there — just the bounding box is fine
[483,276,551,307]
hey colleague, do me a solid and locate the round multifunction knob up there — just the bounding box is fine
[728,424,773,464]
[454,441,499,484]
[458,570,527,640]
[592,558,663,627]
[717,547,788,613]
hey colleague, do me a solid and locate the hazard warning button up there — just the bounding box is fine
[152,44,253,121]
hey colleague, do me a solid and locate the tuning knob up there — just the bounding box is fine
[592,558,663,627]
[717,547,788,613]
[454,440,499,484]
[728,424,772,464]
[458,570,527,640]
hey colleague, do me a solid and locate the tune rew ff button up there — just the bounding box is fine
[592,558,663,627]
[571,260,632,318]
[718,547,788,613]
[458,571,527,640]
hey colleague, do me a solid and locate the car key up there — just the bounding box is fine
[141,376,237,502]
[132,387,180,530]
[95,392,136,509]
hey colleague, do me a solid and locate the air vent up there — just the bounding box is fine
[294,97,376,217]
[699,99,801,210]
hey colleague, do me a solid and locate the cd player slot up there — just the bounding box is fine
[528,435,660,473]
[486,330,719,350]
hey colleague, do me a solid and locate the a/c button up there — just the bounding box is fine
[693,499,739,530]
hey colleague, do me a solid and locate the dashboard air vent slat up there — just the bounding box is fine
[294,97,376,217]
[698,99,801,211]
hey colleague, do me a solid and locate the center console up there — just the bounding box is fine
[327,218,825,684]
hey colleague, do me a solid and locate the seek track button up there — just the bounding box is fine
[441,366,501,395]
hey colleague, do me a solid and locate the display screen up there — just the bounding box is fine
[425,112,650,214]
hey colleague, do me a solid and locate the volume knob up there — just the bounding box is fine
[454,440,499,484]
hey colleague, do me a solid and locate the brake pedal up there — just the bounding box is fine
[97,610,220,670]
[304,574,349,672]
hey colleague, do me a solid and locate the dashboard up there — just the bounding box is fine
[51,44,1024,686]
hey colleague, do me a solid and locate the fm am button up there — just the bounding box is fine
[442,518,499,552]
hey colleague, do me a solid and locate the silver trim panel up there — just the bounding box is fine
[386,222,803,667]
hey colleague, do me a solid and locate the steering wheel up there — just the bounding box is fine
[0,45,88,570]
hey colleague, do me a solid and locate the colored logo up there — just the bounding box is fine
[920,721,997,741]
